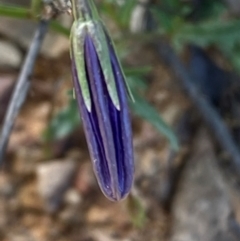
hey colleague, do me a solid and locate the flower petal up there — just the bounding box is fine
[71,34,134,201]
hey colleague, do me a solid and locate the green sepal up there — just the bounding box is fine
[102,23,135,102]
[71,0,122,110]
[86,0,99,20]
[89,21,121,110]
[71,0,100,22]
[71,21,92,112]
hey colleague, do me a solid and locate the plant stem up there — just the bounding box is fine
[0,19,49,164]
[157,40,240,176]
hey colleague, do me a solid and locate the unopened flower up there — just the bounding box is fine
[70,0,134,201]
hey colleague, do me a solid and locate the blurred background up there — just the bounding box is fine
[0,0,240,240]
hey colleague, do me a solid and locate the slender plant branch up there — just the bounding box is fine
[156,41,240,176]
[0,19,49,163]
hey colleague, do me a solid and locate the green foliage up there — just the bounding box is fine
[31,0,42,16]
[100,0,137,29]
[44,96,80,141]
[173,19,240,70]
[0,4,31,18]
[118,0,137,27]
[127,71,179,150]
[50,20,70,36]
[173,19,240,49]
[126,193,146,228]
[130,92,179,151]
[152,0,240,71]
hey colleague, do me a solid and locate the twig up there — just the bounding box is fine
[0,19,49,163]
[156,41,240,175]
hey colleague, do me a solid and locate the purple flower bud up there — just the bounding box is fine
[71,31,134,201]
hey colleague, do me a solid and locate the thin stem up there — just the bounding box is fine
[0,19,49,163]
[71,0,99,21]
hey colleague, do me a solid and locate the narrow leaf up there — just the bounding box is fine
[130,91,179,150]
[0,4,31,19]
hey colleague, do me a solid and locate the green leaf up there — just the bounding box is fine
[127,76,148,92]
[130,91,179,151]
[71,21,92,111]
[151,8,175,32]
[93,22,120,110]
[174,19,240,50]
[44,98,80,141]
[126,193,146,228]
[50,20,70,36]
[119,0,137,27]
[31,0,42,16]
[0,4,31,19]
[124,66,152,76]
[173,18,240,70]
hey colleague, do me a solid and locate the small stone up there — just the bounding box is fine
[161,104,182,125]
[0,40,22,69]
[130,0,150,33]
[0,173,15,197]
[0,199,9,229]
[7,229,35,241]
[64,188,82,206]
[0,74,15,97]
[37,159,77,212]
[90,229,131,241]
[59,206,81,224]
[86,207,111,224]
[19,182,42,210]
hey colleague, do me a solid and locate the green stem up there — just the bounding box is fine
[0,4,32,19]
[71,0,99,21]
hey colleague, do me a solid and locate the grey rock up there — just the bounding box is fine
[171,129,235,241]
[0,173,15,197]
[130,0,151,33]
[7,229,35,241]
[37,159,77,212]
[0,40,22,69]
[64,188,82,206]
[225,0,240,15]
